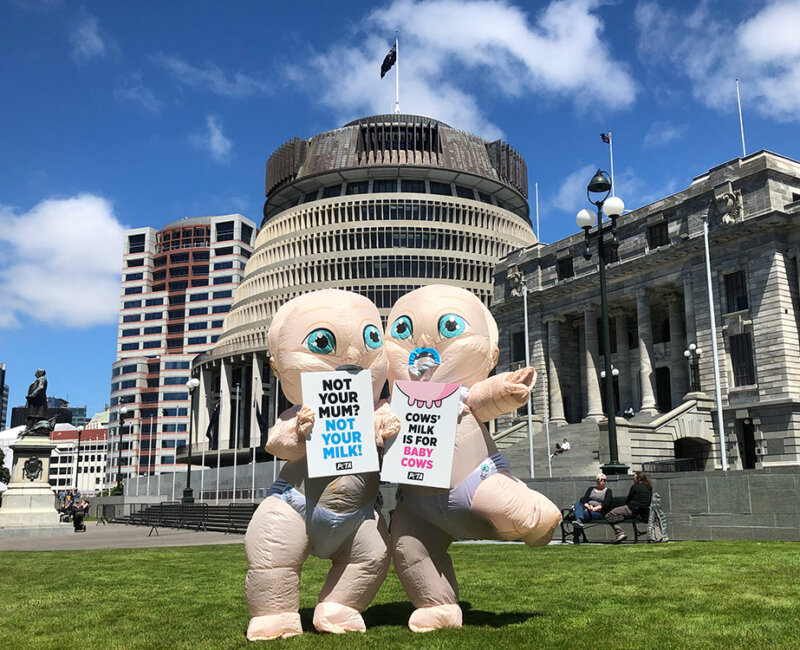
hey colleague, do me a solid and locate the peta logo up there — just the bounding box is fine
[407,471,424,481]
[335,461,353,471]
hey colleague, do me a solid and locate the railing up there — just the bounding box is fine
[642,458,702,473]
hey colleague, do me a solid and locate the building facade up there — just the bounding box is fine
[0,363,7,430]
[492,151,800,475]
[50,426,107,494]
[191,113,537,468]
[107,214,257,488]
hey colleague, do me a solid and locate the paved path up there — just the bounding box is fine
[0,523,245,552]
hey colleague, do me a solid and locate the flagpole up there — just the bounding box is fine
[251,402,257,504]
[736,79,746,158]
[535,182,540,242]
[273,379,280,483]
[394,33,400,114]
[608,130,615,197]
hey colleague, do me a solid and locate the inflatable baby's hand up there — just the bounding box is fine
[374,402,401,448]
[296,405,315,438]
[504,367,536,403]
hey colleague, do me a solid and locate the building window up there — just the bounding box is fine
[602,241,619,263]
[241,224,253,245]
[143,326,162,335]
[192,265,209,275]
[127,258,144,267]
[429,182,452,196]
[121,364,138,374]
[190,293,208,302]
[145,297,163,306]
[122,314,141,323]
[729,333,755,386]
[169,281,188,291]
[187,336,207,345]
[166,339,182,349]
[142,340,161,349]
[647,222,669,249]
[373,180,397,193]
[144,312,162,321]
[401,180,425,193]
[163,392,188,401]
[346,181,368,195]
[213,275,232,285]
[213,261,233,270]
[322,184,342,198]
[170,252,190,263]
[189,307,208,316]
[163,376,189,385]
[167,323,184,334]
[511,331,526,362]
[193,251,210,261]
[124,286,143,295]
[164,361,190,370]
[213,290,232,299]
[216,221,235,242]
[125,272,143,281]
[123,300,141,309]
[128,234,145,254]
[724,270,749,313]
[212,305,230,314]
[120,343,139,351]
[188,321,206,330]
[557,257,574,280]
[215,246,234,256]
[211,320,223,328]
[122,328,140,337]
[455,185,475,199]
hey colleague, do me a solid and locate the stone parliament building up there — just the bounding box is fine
[493,150,800,476]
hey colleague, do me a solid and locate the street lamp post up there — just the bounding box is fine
[576,169,628,475]
[117,406,130,491]
[74,425,84,493]
[182,377,201,503]
[684,343,703,393]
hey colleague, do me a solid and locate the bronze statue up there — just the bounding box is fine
[23,368,50,436]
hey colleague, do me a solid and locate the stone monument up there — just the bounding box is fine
[0,369,70,537]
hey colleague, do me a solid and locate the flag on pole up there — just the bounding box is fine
[600,132,611,144]
[205,400,220,448]
[380,43,397,78]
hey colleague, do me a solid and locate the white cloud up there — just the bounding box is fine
[552,164,596,214]
[155,55,269,98]
[636,0,800,123]
[0,195,126,329]
[643,121,687,148]
[291,0,637,139]
[114,72,163,115]
[69,15,106,62]
[189,116,233,163]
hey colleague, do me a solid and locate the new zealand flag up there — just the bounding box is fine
[380,43,397,79]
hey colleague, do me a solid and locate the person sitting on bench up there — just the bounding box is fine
[572,474,612,543]
[605,471,652,544]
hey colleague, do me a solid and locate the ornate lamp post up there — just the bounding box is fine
[684,343,703,393]
[74,425,84,492]
[117,405,130,490]
[182,377,201,503]
[576,170,628,475]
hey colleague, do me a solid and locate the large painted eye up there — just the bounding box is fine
[438,314,468,339]
[304,328,336,355]
[363,324,383,349]
[390,315,413,340]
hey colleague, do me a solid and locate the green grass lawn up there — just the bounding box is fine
[1,541,798,649]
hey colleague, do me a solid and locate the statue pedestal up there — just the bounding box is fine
[0,437,71,537]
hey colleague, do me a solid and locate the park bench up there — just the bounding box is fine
[225,502,258,534]
[560,496,649,544]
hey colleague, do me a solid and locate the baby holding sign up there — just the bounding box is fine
[383,284,562,632]
[244,290,399,640]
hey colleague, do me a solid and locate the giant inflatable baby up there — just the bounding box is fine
[383,284,562,632]
[244,289,399,640]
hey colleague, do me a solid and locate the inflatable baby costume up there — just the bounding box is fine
[384,285,562,632]
[244,290,399,640]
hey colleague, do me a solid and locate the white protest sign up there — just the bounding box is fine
[381,380,460,488]
[301,370,378,478]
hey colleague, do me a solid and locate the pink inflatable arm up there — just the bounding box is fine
[373,400,401,448]
[465,367,536,423]
[265,405,314,462]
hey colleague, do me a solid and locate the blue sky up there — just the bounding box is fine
[1,0,799,420]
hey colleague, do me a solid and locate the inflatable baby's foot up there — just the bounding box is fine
[246,612,303,641]
[313,602,366,634]
[408,604,463,632]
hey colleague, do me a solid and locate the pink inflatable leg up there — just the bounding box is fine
[314,511,390,634]
[244,497,311,641]
[391,502,462,632]
[470,472,562,547]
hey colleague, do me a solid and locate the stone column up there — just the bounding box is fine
[584,306,604,420]
[636,290,658,414]
[250,352,264,450]
[668,295,688,407]
[682,271,697,347]
[220,360,232,451]
[613,310,634,414]
[545,316,567,424]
